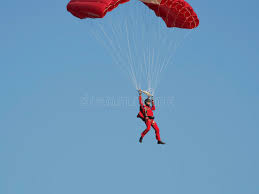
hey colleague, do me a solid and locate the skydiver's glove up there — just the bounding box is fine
[138,90,142,95]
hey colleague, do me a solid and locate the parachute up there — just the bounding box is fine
[67,0,199,29]
[67,0,199,95]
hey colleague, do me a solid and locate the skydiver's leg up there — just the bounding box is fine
[152,121,161,141]
[141,119,152,139]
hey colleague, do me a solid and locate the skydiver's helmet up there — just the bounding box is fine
[145,98,151,106]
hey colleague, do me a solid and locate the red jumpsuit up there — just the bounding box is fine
[137,96,161,141]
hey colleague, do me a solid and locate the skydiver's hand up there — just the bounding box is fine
[138,90,142,95]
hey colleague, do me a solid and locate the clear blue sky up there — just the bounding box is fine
[1,0,259,194]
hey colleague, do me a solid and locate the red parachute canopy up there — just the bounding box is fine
[67,0,199,29]
[142,0,199,29]
[67,0,130,19]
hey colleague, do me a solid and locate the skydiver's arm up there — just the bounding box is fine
[139,95,144,106]
[138,90,144,106]
[151,98,155,110]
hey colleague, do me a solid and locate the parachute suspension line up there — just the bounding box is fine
[131,18,144,90]
[160,29,193,76]
[88,1,196,95]
[96,24,125,70]
[125,21,139,89]
[150,48,155,91]
[109,22,132,73]
[146,26,163,94]
[93,20,138,89]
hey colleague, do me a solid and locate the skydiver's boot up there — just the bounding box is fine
[139,137,143,143]
[157,140,166,144]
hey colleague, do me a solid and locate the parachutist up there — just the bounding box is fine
[137,91,165,144]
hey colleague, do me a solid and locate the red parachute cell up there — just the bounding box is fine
[67,0,199,29]
[67,0,130,19]
[142,0,199,29]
